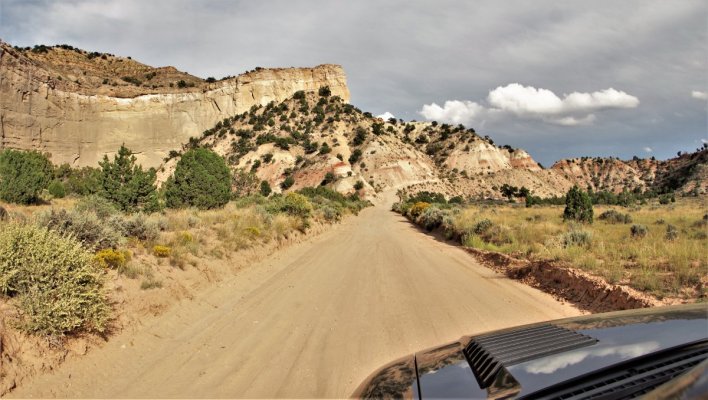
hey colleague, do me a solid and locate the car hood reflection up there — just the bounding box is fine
[524,341,660,374]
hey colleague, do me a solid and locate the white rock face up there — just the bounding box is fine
[0,46,349,168]
[444,140,541,174]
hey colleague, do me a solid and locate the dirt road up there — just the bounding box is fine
[10,199,580,398]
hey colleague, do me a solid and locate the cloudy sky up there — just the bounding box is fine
[1,0,706,165]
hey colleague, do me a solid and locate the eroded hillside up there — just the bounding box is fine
[552,149,708,195]
[158,90,572,199]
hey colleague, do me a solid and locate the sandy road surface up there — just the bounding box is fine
[11,200,580,398]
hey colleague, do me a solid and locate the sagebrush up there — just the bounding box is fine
[0,223,110,336]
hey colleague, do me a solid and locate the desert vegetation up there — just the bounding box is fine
[0,144,369,341]
[393,189,707,301]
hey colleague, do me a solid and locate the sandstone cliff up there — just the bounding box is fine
[0,42,349,168]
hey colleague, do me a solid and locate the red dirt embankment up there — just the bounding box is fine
[463,247,672,313]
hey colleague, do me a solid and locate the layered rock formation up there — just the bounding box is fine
[443,141,541,173]
[0,42,349,168]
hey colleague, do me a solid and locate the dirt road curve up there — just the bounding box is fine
[11,199,579,398]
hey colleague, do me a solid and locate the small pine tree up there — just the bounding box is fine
[260,180,272,197]
[98,145,159,212]
[352,127,367,146]
[318,86,331,97]
[165,148,231,209]
[348,149,362,164]
[281,176,295,190]
[322,172,336,185]
[0,149,54,204]
[563,185,594,223]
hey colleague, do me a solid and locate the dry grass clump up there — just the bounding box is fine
[400,198,707,300]
[140,277,163,290]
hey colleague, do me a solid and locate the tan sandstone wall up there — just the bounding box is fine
[0,47,349,168]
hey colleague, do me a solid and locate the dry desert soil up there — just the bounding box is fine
[9,194,580,398]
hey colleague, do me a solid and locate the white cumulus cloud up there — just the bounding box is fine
[419,84,639,127]
[419,100,486,126]
[487,84,639,125]
[643,147,653,153]
[692,90,708,100]
[377,111,396,120]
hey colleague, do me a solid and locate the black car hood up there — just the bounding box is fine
[353,304,708,399]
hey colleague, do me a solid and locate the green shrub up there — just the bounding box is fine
[408,202,430,218]
[562,229,593,248]
[441,214,458,239]
[352,127,367,146]
[563,185,594,223]
[391,202,407,214]
[319,143,331,154]
[75,195,119,219]
[483,224,513,245]
[348,149,362,164]
[318,86,331,97]
[665,224,678,241]
[122,76,142,86]
[658,193,675,205]
[0,149,53,204]
[473,218,493,234]
[98,145,159,212]
[630,224,648,238]
[418,206,445,231]
[281,176,295,190]
[0,223,110,335]
[321,205,343,222]
[47,179,66,198]
[260,180,272,197]
[297,186,348,203]
[353,180,364,191]
[407,191,446,204]
[598,209,632,224]
[322,171,336,185]
[119,213,159,241]
[66,166,101,195]
[280,192,312,218]
[165,148,231,209]
[40,209,121,250]
[449,195,464,204]
[251,159,261,172]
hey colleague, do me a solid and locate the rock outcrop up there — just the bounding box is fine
[0,42,349,168]
[551,149,708,195]
[443,141,541,173]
